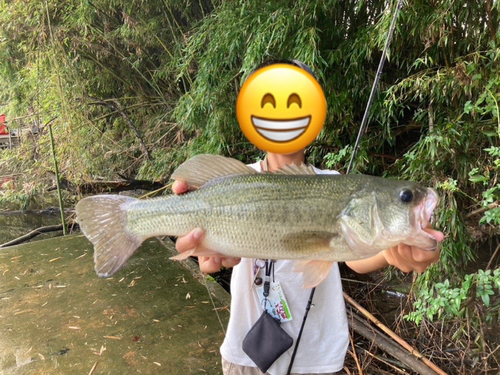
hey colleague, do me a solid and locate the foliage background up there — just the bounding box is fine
[0,0,499,372]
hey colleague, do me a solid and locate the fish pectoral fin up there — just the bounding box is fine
[281,231,338,288]
[170,247,226,261]
[170,249,196,260]
[171,154,257,189]
[281,231,339,252]
[294,260,334,288]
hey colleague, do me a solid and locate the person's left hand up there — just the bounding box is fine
[382,227,445,273]
[172,180,241,273]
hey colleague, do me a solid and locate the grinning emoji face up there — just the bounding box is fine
[236,63,326,154]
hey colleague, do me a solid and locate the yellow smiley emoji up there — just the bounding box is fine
[236,63,326,154]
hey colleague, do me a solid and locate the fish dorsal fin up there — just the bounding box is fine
[171,154,257,189]
[272,163,317,176]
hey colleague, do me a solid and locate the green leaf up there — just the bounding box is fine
[464,100,474,114]
[481,293,490,307]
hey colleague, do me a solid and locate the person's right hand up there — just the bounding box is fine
[172,180,241,273]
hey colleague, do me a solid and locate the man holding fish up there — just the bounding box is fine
[172,61,444,375]
[172,149,443,375]
[75,61,445,375]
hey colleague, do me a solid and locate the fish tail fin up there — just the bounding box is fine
[75,195,143,277]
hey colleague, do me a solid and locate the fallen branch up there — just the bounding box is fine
[0,223,78,248]
[465,202,498,219]
[347,309,438,375]
[361,348,410,374]
[344,292,448,375]
[88,361,99,375]
[47,177,165,194]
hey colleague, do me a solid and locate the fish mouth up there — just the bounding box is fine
[251,115,311,142]
[407,187,440,251]
[420,188,439,229]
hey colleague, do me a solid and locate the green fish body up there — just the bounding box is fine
[76,154,439,287]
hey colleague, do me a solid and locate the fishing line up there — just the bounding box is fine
[200,266,245,371]
[202,273,227,336]
[287,1,404,374]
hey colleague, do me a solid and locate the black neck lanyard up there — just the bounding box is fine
[262,260,274,308]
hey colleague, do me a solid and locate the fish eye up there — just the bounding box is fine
[399,189,413,203]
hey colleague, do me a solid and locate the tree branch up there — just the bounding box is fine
[86,96,152,160]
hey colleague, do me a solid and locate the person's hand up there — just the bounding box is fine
[382,227,445,273]
[346,226,445,274]
[172,180,191,195]
[172,180,240,273]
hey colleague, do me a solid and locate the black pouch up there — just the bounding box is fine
[242,310,294,373]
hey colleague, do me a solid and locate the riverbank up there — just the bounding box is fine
[0,234,229,374]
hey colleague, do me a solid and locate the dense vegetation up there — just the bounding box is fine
[1,0,499,373]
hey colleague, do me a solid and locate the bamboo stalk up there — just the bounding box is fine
[344,292,448,375]
[48,123,67,235]
[140,182,172,199]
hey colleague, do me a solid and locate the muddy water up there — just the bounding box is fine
[0,235,229,374]
[0,211,62,244]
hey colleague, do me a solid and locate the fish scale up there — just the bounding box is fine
[126,174,339,256]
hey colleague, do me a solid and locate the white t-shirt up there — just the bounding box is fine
[220,162,349,375]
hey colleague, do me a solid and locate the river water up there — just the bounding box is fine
[0,210,63,245]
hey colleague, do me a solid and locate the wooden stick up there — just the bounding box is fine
[348,310,437,375]
[349,331,364,375]
[486,243,500,270]
[465,202,498,219]
[88,361,99,375]
[362,348,409,374]
[344,292,448,375]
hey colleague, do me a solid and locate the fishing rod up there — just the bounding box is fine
[286,1,404,373]
[346,0,404,174]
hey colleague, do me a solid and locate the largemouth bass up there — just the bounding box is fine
[76,154,439,288]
